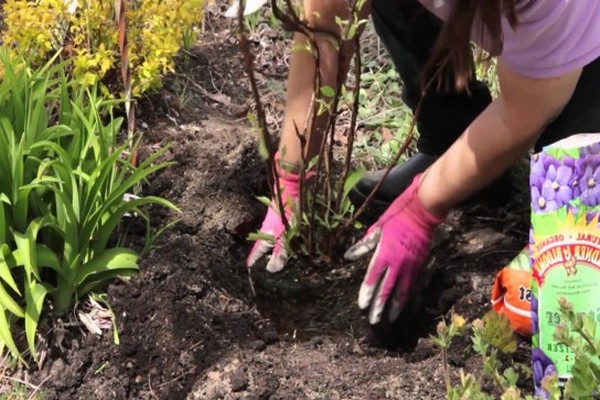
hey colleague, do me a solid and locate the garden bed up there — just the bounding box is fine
[25,4,534,399]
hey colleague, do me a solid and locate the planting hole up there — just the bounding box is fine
[245,255,464,351]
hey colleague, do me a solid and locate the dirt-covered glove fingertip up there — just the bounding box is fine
[246,240,271,267]
[368,299,385,325]
[344,228,380,261]
[265,254,286,273]
[357,281,375,310]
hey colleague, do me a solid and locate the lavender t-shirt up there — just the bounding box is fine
[419,0,600,78]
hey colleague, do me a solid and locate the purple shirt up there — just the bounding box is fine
[419,0,600,78]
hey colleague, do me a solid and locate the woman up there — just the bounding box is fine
[239,0,600,325]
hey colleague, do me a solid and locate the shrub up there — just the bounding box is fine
[243,0,371,265]
[2,0,206,95]
[0,50,178,363]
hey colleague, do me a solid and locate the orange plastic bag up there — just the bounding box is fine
[491,248,532,337]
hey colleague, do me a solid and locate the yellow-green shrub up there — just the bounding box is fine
[2,0,206,95]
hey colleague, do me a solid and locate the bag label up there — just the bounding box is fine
[533,219,600,377]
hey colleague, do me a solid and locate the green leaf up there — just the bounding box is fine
[0,245,19,295]
[347,25,357,40]
[247,231,275,244]
[320,85,335,98]
[0,280,24,318]
[92,196,179,254]
[13,217,50,281]
[256,196,272,208]
[82,153,174,253]
[24,280,48,361]
[75,248,139,286]
[24,180,78,265]
[502,367,519,387]
[35,244,63,276]
[588,359,600,383]
[568,356,596,399]
[582,314,597,343]
[0,306,23,364]
[343,168,366,199]
[480,311,517,355]
[78,268,138,298]
[0,193,11,244]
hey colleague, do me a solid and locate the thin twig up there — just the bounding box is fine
[442,348,451,392]
[334,34,362,215]
[155,368,196,389]
[28,374,51,400]
[147,372,160,400]
[237,0,287,232]
[270,0,341,254]
[0,373,47,397]
[115,0,137,165]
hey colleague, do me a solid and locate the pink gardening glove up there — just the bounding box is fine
[247,165,300,273]
[344,175,445,324]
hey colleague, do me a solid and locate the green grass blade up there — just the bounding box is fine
[21,181,78,266]
[80,141,128,218]
[0,54,25,132]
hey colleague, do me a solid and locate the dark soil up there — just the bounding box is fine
[28,4,533,399]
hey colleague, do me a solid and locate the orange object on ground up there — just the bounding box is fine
[491,248,532,337]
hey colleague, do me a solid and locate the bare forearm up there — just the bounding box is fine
[279,0,369,167]
[419,99,539,214]
[418,62,581,216]
[279,32,342,164]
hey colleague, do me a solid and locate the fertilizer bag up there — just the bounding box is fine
[530,133,600,392]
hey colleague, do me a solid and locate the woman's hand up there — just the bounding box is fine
[345,175,445,324]
[247,166,301,273]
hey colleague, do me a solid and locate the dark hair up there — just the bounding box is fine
[425,0,518,91]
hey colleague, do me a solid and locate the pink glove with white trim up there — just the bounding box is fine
[344,175,445,324]
[247,165,300,273]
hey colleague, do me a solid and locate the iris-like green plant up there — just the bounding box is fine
[0,50,178,363]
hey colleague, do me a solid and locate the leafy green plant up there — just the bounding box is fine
[2,0,206,96]
[0,50,178,363]
[553,297,600,399]
[432,311,534,400]
[431,312,468,392]
[430,299,600,399]
[239,0,381,265]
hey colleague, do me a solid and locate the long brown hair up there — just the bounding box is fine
[425,0,518,91]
